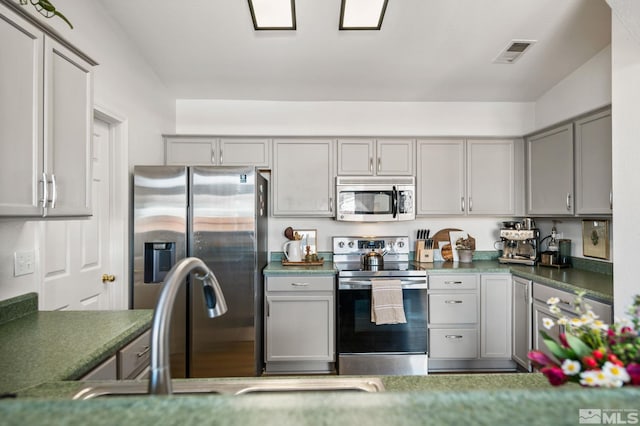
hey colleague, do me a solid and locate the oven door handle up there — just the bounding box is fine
[339,279,427,290]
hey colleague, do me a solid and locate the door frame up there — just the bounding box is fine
[94,104,129,309]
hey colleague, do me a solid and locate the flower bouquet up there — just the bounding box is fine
[528,292,640,388]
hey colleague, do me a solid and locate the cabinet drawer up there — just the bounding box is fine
[267,276,334,292]
[82,355,117,380]
[429,328,478,359]
[429,274,478,290]
[119,329,151,379]
[429,293,478,324]
[532,282,611,323]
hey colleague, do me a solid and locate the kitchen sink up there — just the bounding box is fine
[72,377,385,399]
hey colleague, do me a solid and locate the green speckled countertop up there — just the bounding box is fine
[4,374,640,425]
[0,293,152,394]
[264,259,613,303]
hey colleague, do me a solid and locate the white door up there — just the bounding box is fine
[40,117,115,310]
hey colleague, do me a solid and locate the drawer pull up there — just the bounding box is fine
[445,300,463,304]
[136,346,150,358]
[291,282,310,287]
[444,281,463,285]
[445,335,464,340]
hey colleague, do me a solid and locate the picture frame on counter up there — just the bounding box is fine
[582,220,610,260]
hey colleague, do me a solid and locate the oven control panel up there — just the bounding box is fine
[333,236,410,256]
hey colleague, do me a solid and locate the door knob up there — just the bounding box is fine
[102,274,116,283]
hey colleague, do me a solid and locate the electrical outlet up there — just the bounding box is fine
[14,251,35,277]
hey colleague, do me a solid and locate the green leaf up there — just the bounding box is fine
[566,333,592,359]
[539,331,569,361]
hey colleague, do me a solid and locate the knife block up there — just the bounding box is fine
[415,240,434,263]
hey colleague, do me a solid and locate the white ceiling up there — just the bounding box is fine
[97,0,611,102]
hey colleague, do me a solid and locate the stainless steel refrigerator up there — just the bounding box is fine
[132,165,268,378]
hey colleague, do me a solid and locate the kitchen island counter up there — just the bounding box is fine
[0,293,153,395]
[5,374,639,425]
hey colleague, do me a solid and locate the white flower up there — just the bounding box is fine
[589,319,608,331]
[570,317,585,327]
[586,310,599,320]
[547,297,560,306]
[550,305,561,315]
[580,370,607,387]
[542,317,555,330]
[561,359,581,376]
[557,317,569,326]
[580,315,594,326]
[603,362,631,384]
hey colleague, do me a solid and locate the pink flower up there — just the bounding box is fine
[626,363,640,386]
[541,366,568,386]
[528,350,554,368]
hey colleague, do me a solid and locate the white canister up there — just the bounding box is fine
[283,240,302,262]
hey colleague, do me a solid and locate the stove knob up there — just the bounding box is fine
[398,241,405,248]
[338,241,345,248]
[348,241,355,248]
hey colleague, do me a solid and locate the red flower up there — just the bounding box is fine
[627,363,640,385]
[582,356,598,369]
[558,333,569,348]
[592,349,605,361]
[541,366,568,386]
[528,350,554,368]
[608,354,624,367]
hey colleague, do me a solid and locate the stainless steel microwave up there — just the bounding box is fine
[336,176,415,222]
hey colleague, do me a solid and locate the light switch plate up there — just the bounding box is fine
[14,251,35,276]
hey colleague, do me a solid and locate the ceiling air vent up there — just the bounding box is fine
[493,40,536,64]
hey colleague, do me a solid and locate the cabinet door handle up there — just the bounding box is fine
[48,174,57,208]
[211,148,216,164]
[369,158,373,172]
[329,197,333,213]
[291,282,310,287]
[136,346,150,358]
[266,301,270,317]
[460,197,465,212]
[444,281,463,285]
[566,193,572,211]
[445,300,463,304]
[445,335,463,340]
[610,190,613,210]
[219,149,223,165]
[377,158,381,172]
[40,172,48,208]
[468,197,473,212]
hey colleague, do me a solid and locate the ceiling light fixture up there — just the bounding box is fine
[340,0,389,30]
[247,0,296,30]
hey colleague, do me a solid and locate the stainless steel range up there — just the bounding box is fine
[334,236,428,376]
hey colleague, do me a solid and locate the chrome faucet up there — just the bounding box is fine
[148,257,228,395]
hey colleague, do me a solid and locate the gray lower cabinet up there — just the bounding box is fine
[428,273,515,372]
[81,329,151,380]
[532,282,612,364]
[264,275,335,374]
[511,276,532,371]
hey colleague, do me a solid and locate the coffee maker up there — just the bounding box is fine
[498,220,540,266]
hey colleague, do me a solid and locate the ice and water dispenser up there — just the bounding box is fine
[144,242,176,283]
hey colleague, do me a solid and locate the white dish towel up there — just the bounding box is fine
[370,279,407,325]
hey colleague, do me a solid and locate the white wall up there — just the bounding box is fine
[534,46,612,130]
[610,6,640,317]
[0,0,174,302]
[176,100,534,137]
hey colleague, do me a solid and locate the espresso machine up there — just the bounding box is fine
[498,220,540,266]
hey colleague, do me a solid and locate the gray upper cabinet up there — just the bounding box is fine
[272,138,334,217]
[337,138,414,176]
[0,3,94,218]
[575,109,612,215]
[526,124,574,216]
[417,139,516,216]
[164,136,271,168]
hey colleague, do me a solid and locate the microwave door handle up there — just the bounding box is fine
[392,186,398,218]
